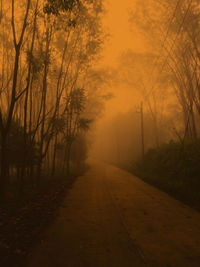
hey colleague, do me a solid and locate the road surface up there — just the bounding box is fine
[28,161,200,267]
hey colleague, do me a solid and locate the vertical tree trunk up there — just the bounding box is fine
[37,30,50,183]
[51,134,58,177]
[140,102,145,161]
[0,0,31,198]
[0,134,7,199]
[190,106,197,140]
[66,143,72,176]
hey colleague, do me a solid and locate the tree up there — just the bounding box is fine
[128,0,200,143]
[0,0,31,197]
[0,0,105,198]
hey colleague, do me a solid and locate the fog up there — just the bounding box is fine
[89,0,176,164]
[88,0,200,167]
[1,1,200,265]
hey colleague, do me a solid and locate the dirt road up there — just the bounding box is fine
[27,161,200,267]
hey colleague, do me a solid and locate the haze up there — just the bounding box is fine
[1,1,200,266]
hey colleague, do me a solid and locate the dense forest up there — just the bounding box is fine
[0,0,107,200]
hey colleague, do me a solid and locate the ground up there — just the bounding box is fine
[0,177,75,267]
[27,161,200,267]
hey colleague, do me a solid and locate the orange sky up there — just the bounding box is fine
[102,0,147,66]
[90,0,149,156]
[90,0,149,158]
[98,0,148,116]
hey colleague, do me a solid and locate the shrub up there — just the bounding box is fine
[133,139,200,208]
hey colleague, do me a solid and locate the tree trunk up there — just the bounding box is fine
[36,160,42,187]
[0,134,7,199]
[51,135,58,177]
[66,143,72,176]
[190,106,197,140]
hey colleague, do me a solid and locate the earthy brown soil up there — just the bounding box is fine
[0,178,75,267]
[27,161,200,267]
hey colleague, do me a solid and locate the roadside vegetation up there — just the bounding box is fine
[94,0,200,211]
[130,140,200,210]
[0,0,108,265]
[128,0,200,210]
[0,0,106,200]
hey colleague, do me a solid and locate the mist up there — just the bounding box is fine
[1,0,200,266]
[89,0,200,165]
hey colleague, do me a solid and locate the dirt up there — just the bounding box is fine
[0,178,75,267]
[27,161,200,267]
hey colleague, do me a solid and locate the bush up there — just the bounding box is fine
[132,139,200,208]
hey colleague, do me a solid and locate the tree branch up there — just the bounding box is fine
[15,87,27,101]
[18,0,31,47]
[11,0,17,48]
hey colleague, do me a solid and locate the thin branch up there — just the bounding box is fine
[18,0,31,47]
[11,0,17,48]
[15,87,27,101]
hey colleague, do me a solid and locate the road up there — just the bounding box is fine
[28,161,200,267]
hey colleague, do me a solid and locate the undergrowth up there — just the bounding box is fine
[128,140,200,210]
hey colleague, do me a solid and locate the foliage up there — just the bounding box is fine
[0,0,105,198]
[26,50,45,75]
[70,134,88,165]
[69,88,85,112]
[0,120,38,168]
[43,0,80,15]
[78,117,92,131]
[133,140,200,208]
[50,117,66,135]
